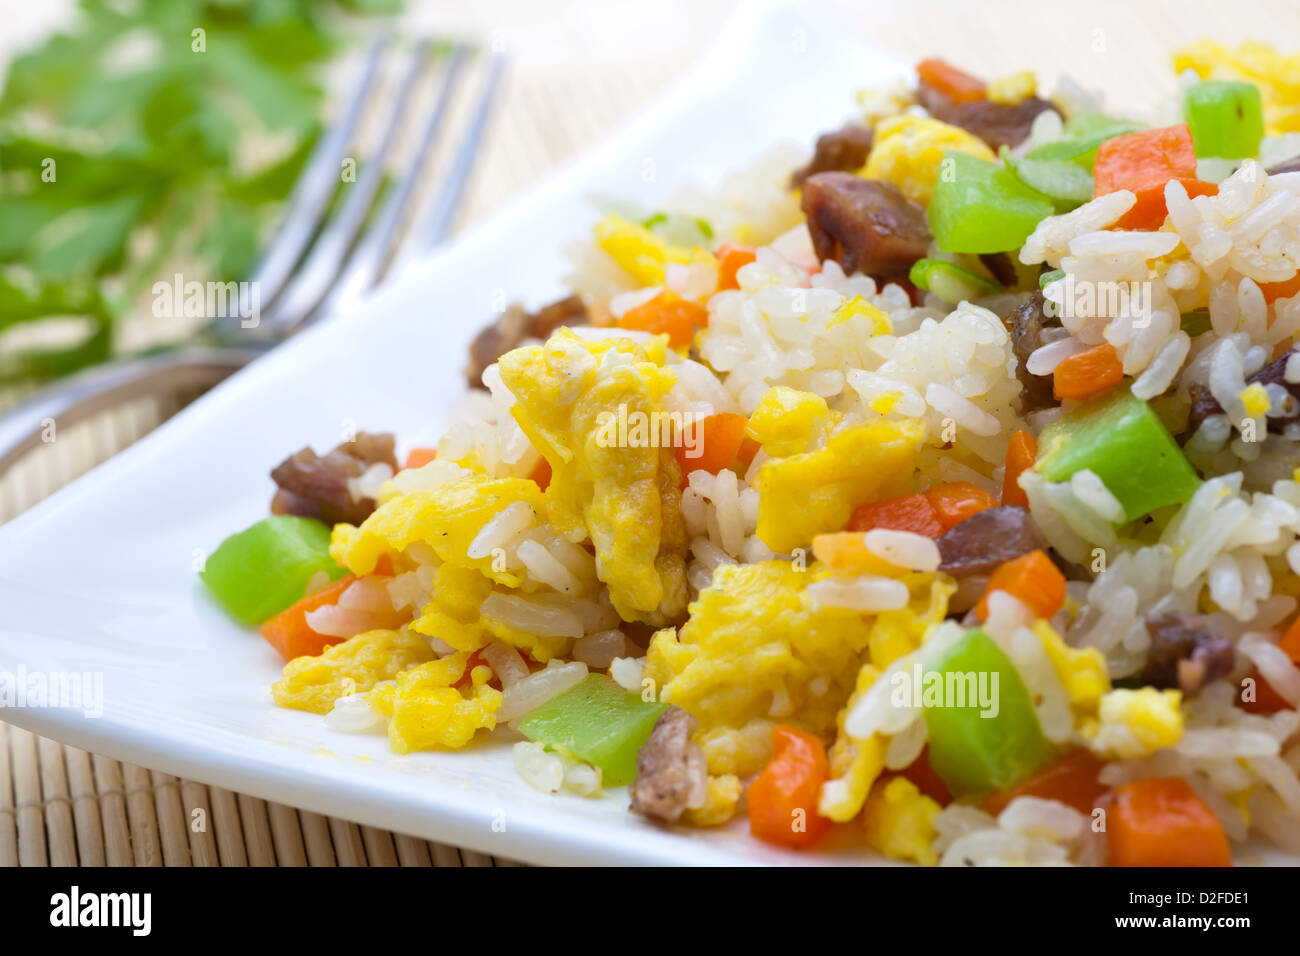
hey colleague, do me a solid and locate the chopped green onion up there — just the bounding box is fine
[1000,146,1094,207]
[909,257,1001,304]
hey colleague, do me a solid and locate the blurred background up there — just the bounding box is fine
[0,0,1295,867]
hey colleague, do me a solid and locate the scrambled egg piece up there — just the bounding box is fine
[331,472,544,589]
[683,774,743,827]
[696,720,777,778]
[1241,383,1271,418]
[748,386,831,457]
[987,71,1037,105]
[1175,41,1300,133]
[1033,621,1109,725]
[645,562,873,774]
[594,214,695,286]
[862,777,941,866]
[1084,688,1185,759]
[864,114,996,204]
[829,295,893,335]
[411,563,571,662]
[754,418,924,554]
[499,329,687,624]
[369,651,502,753]
[820,576,953,822]
[273,628,436,714]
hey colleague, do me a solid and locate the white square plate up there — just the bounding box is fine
[0,0,914,866]
[2,0,1288,867]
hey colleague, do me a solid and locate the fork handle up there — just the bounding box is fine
[0,347,264,475]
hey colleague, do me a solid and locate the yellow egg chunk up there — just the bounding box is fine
[987,71,1037,105]
[330,472,545,589]
[862,777,941,866]
[593,214,696,286]
[499,329,687,625]
[864,114,996,204]
[1033,621,1110,727]
[272,628,437,715]
[1085,688,1184,759]
[748,386,831,458]
[754,418,924,555]
[682,774,743,827]
[368,651,501,753]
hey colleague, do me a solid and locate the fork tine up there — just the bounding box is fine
[325,43,470,313]
[404,50,507,261]
[260,39,435,332]
[240,32,391,317]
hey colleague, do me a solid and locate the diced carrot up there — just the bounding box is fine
[1112,178,1218,231]
[259,574,356,662]
[747,726,832,848]
[453,648,502,691]
[1093,124,1197,198]
[1259,273,1300,304]
[716,244,757,292]
[736,434,762,470]
[618,292,709,349]
[916,58,986,104]
[1107,777,1232,867]
[675,412,750,478]
[1240,615,1300,714]
[529,457,552,491]
[976,549,1066,621]
[373,555,394,576]
[1002,429,1037,509]
[847,492,945,538]
[1053,342,1124,401]
[982,749,1107,816]
[924,481,998,532]
[403,447,438,470]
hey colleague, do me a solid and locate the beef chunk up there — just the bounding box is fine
[270,432,397,527]
[936,505,1047,577]
[800,172,931,277]
[466,293,587,389]
[1008,290,1059,408]
[790,123,875,188]
[916,80,1058,150]
[1141,612,1236,696]
[629,706,704,824]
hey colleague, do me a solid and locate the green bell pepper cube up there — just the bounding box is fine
[908,257,1001,304]
[923,628,1056,797]
[928,152,1056,254]
[517,674,667,786]
[1184,80,1265,159]
[200,515,346,625]
[1036,389,1201,522]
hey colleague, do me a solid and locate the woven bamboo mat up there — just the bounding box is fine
[2,0,1295,866]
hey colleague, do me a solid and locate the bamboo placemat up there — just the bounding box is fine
[3,0,1296,866]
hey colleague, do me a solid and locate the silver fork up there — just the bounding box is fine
[0,35,506,474]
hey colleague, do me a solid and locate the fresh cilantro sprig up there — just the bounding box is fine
[0,0,402,385]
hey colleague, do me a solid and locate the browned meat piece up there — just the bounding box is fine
[916,80,1059,150]
[270,432,397,526]
[629,706,702,824]
[801,172,931,277]
[1188,348,1300,429]
[1267,155,1300,175]
[937,505,1046,577]
[979,252,1018,288]
[1141,612,1235,696]
[790,123,875,188]
[1008,290,1059,408]
[466,294,587,389]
